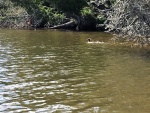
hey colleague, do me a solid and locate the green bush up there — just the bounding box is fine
[81,7,93,16]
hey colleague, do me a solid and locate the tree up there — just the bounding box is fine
[0,0,28,28]
[45,0,87,14]
[9,0,87,28]
[106,0,150,44]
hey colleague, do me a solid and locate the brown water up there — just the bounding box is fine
[0,29,150,113]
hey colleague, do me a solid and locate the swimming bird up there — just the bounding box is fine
[87,38,104,44]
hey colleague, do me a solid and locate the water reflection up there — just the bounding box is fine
[0,29,150,113]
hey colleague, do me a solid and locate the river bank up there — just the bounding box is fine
[1,0,150,46]
[0,0,110,31]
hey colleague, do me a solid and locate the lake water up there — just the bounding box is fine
[0,29,150,113]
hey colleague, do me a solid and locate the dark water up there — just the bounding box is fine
[0,29,150,113]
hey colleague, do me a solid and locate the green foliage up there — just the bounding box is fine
[0,0,28,28]
[1,0,116,30]
[49,13,65,25]
[96,14,106,24]
[10,0,87,14]
[0,0,12,15]
[81,7,93,16]
[110,0,116,4]
[45,0,87,14]
[38,5,65,26]
[8,0,87,26]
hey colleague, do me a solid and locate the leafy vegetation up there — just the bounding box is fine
[0,0,28,28]
[5,0,87,28]
[0,0,110,29]
[81,7,93,16]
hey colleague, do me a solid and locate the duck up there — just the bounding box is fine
[87,38,104,44]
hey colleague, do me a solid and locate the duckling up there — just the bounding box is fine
[87,38,104,44]
[88,38,91,42]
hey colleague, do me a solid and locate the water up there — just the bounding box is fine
[0,29,150,113]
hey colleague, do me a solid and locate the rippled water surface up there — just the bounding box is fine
[0,29,150,113]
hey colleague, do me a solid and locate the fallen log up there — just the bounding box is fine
[49,20,77,29]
